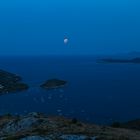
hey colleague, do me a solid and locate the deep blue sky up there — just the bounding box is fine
[0,0,140,55]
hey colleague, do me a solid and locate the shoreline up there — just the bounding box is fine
[0,112,140,140]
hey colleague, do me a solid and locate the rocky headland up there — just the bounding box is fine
[0,70,29,95]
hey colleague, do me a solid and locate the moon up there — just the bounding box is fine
[64,38,68,44]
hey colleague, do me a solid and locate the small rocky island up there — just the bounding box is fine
[0,69,29,94]
[41,79,67,89]
[99,57,140,63]
[0,112,140,140]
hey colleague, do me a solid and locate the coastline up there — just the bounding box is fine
[1,112,140,140]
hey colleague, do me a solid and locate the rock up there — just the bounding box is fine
[20,136,51,140]
[112,119,140,130]
[20,135,97,140]
[0,112,140,140]
[60,135,97,140]
[1,113,46,135]
[41,79,67,89]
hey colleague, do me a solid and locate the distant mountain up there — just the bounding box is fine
[127,52,140,58]
[99,57,140,63]
[97,52,140,63]
[97,52,140,59]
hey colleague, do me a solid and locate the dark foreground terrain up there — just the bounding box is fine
[0,112,140,140]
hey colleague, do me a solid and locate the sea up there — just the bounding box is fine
[0,55,140,124]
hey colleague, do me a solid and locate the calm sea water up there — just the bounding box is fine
[0,56,140,124]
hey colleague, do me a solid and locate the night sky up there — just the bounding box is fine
[0,0,140,55]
